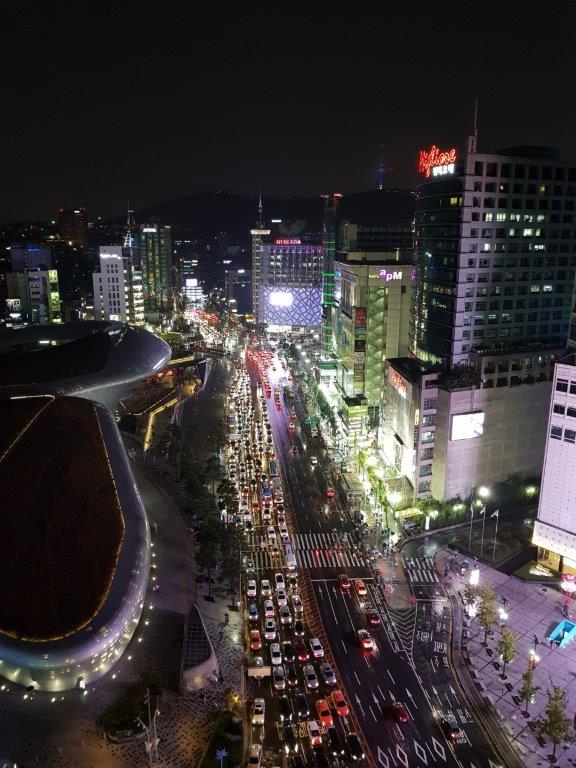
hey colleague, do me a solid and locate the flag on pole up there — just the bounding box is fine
[480,506,485,516]
[491,509,499,518]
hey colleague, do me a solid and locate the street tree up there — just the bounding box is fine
[477,584,499,645]
[496,627,518,678]
[463,584,477,615]
[195,520,222,597]
[206,454,223,495]
[538,685,573,761]
[518,661,540,716]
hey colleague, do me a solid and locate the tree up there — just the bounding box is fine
[477,584,499,645]
[463,584,477,616]
[496,627,518,678]
[518,661,540,716]
[206,454,223,495]
[538,685,573,761]
[195,519,222,597]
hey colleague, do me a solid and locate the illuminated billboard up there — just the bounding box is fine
[451,412,485,441]
[388,367,409,399]
[260,285,322,327]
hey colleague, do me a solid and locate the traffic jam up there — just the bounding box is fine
[227,347,365,768]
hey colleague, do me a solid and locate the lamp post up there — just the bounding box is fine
[491,509,500,562]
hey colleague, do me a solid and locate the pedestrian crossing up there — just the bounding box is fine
[402,556,439,584]
[246,531,348,551]
[249,547,367,571]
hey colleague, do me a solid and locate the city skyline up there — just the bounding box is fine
[1,5,575,221]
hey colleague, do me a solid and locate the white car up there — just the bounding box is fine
[247,580,257,598]
[265,618,277,640]
[275,572,286,591]
[277,588,288,607]
[310,456,318,466]
[261,579,272,597]
[252,698,265,726]
[303,664,319,690]
[310,638,324,658]
[273,664,286,691]
[262,507,271,522]
[291,594,303,614]
[248,744,262,768]
[279,606,292,625]
[267,526,276,541]
[279,526,289,539]
[270,643,282,665]
[264,599,275,618]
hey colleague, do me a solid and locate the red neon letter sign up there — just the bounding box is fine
[418,145,457,177]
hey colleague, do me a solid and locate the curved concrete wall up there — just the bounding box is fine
[0,405,150,691]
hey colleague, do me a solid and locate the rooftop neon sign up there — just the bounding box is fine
[418,145,457,178]
[275,238,301,245]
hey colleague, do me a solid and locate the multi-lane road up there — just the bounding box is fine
[251,352,503,768]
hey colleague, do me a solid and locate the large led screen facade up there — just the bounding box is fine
[260,285,322,328]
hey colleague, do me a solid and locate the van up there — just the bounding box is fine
[284,542,297,571]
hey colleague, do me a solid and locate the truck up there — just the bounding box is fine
[269,459,279,478]
[271,477,283,499]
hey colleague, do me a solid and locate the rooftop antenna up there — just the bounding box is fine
[257,188,263,228]
[473,96,479,138]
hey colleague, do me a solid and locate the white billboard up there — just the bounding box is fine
[451,412,485,441]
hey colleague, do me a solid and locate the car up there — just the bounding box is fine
[313,746,329,768]
[280,606,292,625]
[264,599,275,618]
[309,638,324,658]
[358,629,373,651]
[339,573,351,591]
[262,507,271,522]
[310,456,318,466]
[307,719,323,747]
[295,693,309,718]
[303,664,319,690]
[286,663,298,686]
[327,727,345,756]
[248,603,259,622]
[392,701,410,724]
[278,694,294,723]
[261,579,272,597]
[270,643,282,665]
[280,526,289,539]
[291,594,303,614]
[295,638,309,661]
[320,662,336,686]
[438,717,463,742]
[290,445,298,455]
[242,487,250,497]
[276,503,285,514]
[247,744,262,768]
[326,487,335,498]
[283,641,295,663]
[252,697,265,725]
[331,689,349,717]
[283,724,299,755]
[346,732,365,761]
[275,572,286,591]
[247,580,257,598]
[294,619,305,637]
[354,579,367,597]
[265,618,277,640]
[273,664,286,691]
[250,630,262,650]
[277,589,288,607]
[289,574,299,591]
[366,608,381,626]
[277,513,286,526]
[267,526,277,541]
[315,698,334,728]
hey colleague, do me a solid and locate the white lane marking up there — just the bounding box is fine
[396,744,409,768]
[405,703,415,720]
[322,579,339,626]
[431,737,445,761]
[388,747,398,766]
[387,668,396,684]
[413,740,428,764]
[377,685,387,702]
[353,670,361,685]
[341,639,347,653]
[425,743,437,762]
[377,746,390,767]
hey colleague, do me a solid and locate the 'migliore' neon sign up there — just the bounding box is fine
[418,145,457,178]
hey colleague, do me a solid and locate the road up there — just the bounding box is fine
[253,352,500,768]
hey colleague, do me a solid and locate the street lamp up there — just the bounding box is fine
[478,486,490,499]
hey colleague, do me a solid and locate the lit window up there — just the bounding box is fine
[523,228,533,236]
[543,285,553,292]
[496,213,507,222]
[482,243,491,252]
[530,285,541,293]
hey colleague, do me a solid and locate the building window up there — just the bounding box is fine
[554,403,566,415]
[419,464,432,477]
[423,398,437,411]
[551,425,563,439]
[570,382,576,395]
[567,406,576,418]
[564,429,576,444]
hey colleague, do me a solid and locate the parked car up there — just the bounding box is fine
[252,698,265,726]
[310,638,324,658]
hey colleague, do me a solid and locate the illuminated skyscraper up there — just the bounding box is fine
[93,246,144,325]
[250,194,270,321]
[139,223,172,318]
[58,207,88,246]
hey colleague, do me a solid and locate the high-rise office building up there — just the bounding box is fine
[321,194,342,355]
[139,223,172,318]
[58,208,88,246]
[10,243,52,271]
[251,196,271,322]
[386,139,576,503]
[92,246,144,325]
[225,268,252,315]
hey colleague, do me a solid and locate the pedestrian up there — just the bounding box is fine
[224,612,229,625]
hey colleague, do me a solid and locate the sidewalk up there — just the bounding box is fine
[435,547,576,767]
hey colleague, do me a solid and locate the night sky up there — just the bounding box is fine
[1,3,575,222]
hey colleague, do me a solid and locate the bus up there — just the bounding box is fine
[269,459,279,478]
[340,473,365,504]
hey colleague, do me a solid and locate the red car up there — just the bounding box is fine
[392,702,409,723]
[366,610,381,626]
[331,689,349,717]
[326,487,335,498]
[250,630,262,651]
[295,638,310,662]
[354,579,367,597]
[339,574,351,591]
[315,698,334,728]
